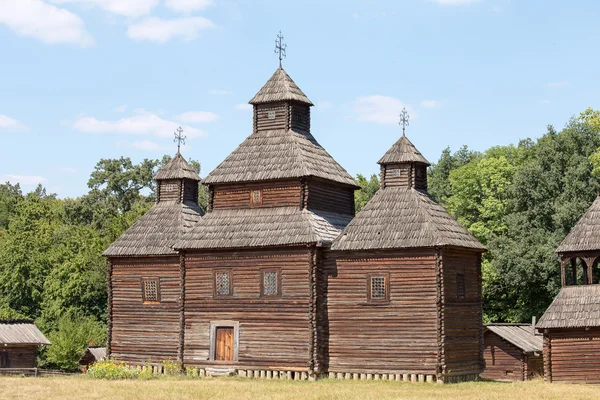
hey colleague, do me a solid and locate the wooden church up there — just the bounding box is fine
[104,54,485,382]
[537,194,600,384]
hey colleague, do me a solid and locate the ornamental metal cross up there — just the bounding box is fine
[399,107,410,137]
[274,30,287,68]
[174,126,186,153]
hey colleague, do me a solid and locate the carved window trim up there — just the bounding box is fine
[165,183,175,192]
[367,273,390,303]
[141,278,161,304]
[214,269,233,298]
[391,168,401,178]
[260,268,282,298]
[250,189,263,206]
[267,110,276,120]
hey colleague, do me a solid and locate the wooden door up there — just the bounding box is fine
[0,352,9,368]
[215,327,234,361]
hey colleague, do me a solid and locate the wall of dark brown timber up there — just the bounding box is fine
[182,179,198,203]
[110,256,180,364]
[547,328,600,384]
[482,331,525,381]
[325,249,439,374]
[307,179,355,216]
[442,249,483,376]
[290,104,310,132]
[211,180,301,209]
[183,247,313,370]
[254,103,288,131]
[381,164,427,190]
[0,345,38,368]
[526,353,543,379]
[158,180,181,202]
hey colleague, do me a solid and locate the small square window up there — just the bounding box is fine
[142,279,160,303]
[261,269,280,297]
[392,169,400,178]
[251,189,262,206]
[268,110,276,119]
[457,273,465,299]
[215,271,232,297]
[368,274,389,302]
[165,183,174,192]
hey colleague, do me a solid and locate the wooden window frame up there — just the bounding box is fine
[391,168,401,178]
[267,110,276,120]
[141,278,161,304]
[250,189,263,206]
[260,268,282,298]
[367,273,390,303]
[457,273,466,300]
[214,269,233,298]
[208,320,239,362]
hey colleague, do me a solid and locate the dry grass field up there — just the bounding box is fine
[1,376,600,400]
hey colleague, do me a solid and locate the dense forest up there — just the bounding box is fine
[1,108,600,369]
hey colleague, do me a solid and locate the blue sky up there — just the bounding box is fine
[0,0,598,198]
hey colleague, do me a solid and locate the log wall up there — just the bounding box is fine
[0,345,38,368]
[526,353,543,379]
[381,164,427,190]
[211,180,301,210]
[110,256,181,364]
[307,179,355,216]
[182,179,199,204]
[183,247,315,371]
[290,104,310,133]
[546,328,600,384]
[325,249,439,375]
[441,249,484,377]
[158,179,181,202]
[482,331,525,381]
[254,103,288,132]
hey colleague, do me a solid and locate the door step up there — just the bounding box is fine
[205,367,236,377]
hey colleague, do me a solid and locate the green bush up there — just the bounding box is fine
[87,359,139,380]
[162,359,182,376]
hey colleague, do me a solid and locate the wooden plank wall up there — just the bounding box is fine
[0,345,38,368]
[307,179,355,216]
[481,331,525,381]
[255,103,288,132]
[212,180,301,210]
[183,179,198,203]
[110,256,181,364]
[158,179,181,202]
[183,247,313,370]
[441,249,484,377]
[547,328,600,383]
[290,104,310,132]
[381,164,427,190]
[325,249,439,375]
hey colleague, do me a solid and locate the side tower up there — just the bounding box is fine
[175,64,358,378]
[537,194,600,384]
[104,152,203,364]
[329,123,486,383]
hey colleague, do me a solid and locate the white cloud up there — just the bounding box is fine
[420,100,441,109]
[235,104,252,110]
[0,174,47,186]
[51,0,160,18]
[432,0,481,5]
[547,81,569,88]
[164,0,213,13]
[113,104,128,113]
[127,16,216,43]
[0,0,93,47]
[208,89,231,95]
[72,110,206,138]
[354,95,416,125]
[175,111,219,123]
[0,114,28,131]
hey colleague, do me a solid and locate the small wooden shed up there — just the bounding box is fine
[79,346,106,370]
[482,323,543,381]
[0,320,50,369]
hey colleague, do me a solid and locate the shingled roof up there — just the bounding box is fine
[154,152,201,181]
[485,324,542,354]
[0,321,51,345]
[537,285,600,329]
[557,195,600,253]
[249,67,313,106]
[203,129,358,187]
[378,135,430,166]
[331,186,485,251]
[175,207,353,250]
[104,201,202,257]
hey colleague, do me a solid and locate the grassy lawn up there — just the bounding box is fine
[1,375,600,400]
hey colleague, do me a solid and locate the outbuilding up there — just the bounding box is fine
[0,320,51,370]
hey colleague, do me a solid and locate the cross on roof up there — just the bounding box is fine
[274,30,287,68]
[399,107,410,137]
[174,126,186,153]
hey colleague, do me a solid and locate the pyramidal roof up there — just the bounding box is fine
[378,135,430,166]
[154,152,201,181]
[248,68,313,106]
[557,195,600,253]
[203,129,358,187]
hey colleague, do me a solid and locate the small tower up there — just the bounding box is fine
[378,108,430,190]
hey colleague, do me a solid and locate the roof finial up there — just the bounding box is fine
[274,30,287,69]
[174,126,186,154]
[399,107,410,137]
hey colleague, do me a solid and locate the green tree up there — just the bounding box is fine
[354,174,380,213]
[428,145,477,206]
